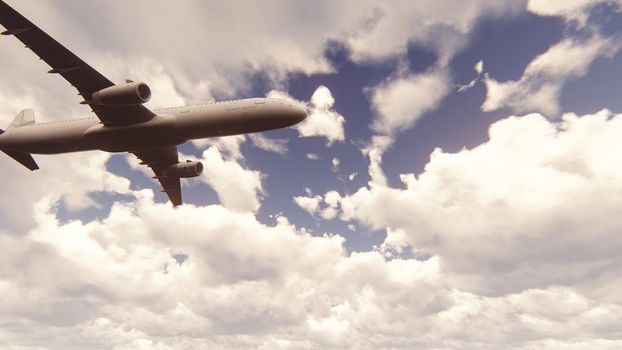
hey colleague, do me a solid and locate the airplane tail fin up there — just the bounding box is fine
[0,109,39,171]
[7,109,35,131]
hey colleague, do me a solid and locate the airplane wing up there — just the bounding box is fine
[0,1,155,126]
[132,146,183,206]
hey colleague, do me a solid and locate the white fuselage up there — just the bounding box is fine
[0,98,306,154]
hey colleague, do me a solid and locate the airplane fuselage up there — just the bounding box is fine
[0,97,306,154]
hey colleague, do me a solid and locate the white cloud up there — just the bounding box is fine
[307,153,321,160]
[0,194,448,349]
[341,0,524,63]
[482,35,622,116]
[0,150,131,232]
[332,157,341,170]
[294,190,343,221]
[192,135,246,159]
[328,110,622,295]
[4,110,622,348]
[248,134,288,155]
[362,135,394,186]
[268,86,346,145]
[5,2,622,349]
[5,195,622,349]
[369,69,451,135]
[294,195,322,216]
[457,60,484,93]
[1,0,523,101]
[298,87,346,145]
[528,0,622,25]
[199,147,263,212]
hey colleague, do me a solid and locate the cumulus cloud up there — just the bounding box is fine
[4,191,622,349]
[482,0,622,118]
[294,190,342,221]
[294,194,322,216]
[482,35,622,116]
[298,86,346,145]
[317,110,622,296]
[268,86,346,145]
[369,68,452,135]
[192,135,247,159]
[1,0,523,102]
[341,0,524,63]
[6,2,622,349]
[0,193,448,349]
[198,147,263,212]
[0,140,131,232]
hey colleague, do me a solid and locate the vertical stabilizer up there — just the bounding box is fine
[0,109,39,170]
[7,109,35,130]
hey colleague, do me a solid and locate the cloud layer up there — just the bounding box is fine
[2,1,622,349]
[4,112,622,349]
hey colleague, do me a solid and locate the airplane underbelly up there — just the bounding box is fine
[84,116,185,152]
[5,123,95,154]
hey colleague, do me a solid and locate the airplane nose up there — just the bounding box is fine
[291,102,308,124]
[267,98,307,127]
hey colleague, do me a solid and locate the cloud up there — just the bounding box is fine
[361,67,451,190]
[0,194,448,349]
[294,190,342,221]
[331,157,341,170]
[0,148,131,233]
[4,193,622,349]
[457,60,484,93]
[294,194,322,216]
[482,35,622,116]
[5,2,622,349]
[248,134,288,155]
[192,135,246,159]
[362,135,394,186]
[324,110,622,296]
[269,86,346,145]
[2,0,525,106]
[198,147,263,213]
[528,0,622,25]
[340,0,524,63]
[369,68,452,135]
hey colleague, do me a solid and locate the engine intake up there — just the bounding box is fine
[92,81,151,106]
[162,161,204,178]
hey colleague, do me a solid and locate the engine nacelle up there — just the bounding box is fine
[91,81,151,106]
[162,161,204,178]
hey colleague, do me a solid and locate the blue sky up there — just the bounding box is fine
[2,1,622,349]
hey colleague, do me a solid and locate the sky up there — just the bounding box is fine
[1,0,622,349]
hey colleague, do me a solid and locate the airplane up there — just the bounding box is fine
[0,1,308,206]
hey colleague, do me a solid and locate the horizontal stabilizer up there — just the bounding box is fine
[1,149,39,170]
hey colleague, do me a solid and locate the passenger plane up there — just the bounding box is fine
[0,1,307,205]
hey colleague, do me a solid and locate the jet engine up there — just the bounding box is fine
[162,161,204,178]
[91,81,151,106]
